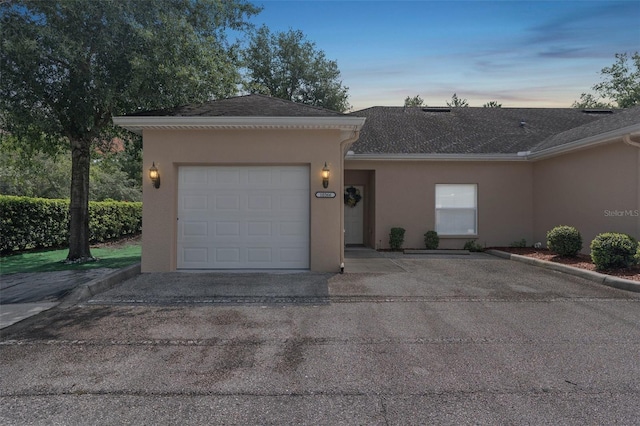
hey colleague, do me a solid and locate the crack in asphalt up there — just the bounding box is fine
[3,337,638,347]
[83,296,640,306]
[2,388,638,398]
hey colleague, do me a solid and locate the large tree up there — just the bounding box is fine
[242,25,350,112]
[573,52,640,108]
[0,0,259,262]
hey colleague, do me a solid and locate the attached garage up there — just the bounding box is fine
[113,94,365,273]
[178,165,310,269]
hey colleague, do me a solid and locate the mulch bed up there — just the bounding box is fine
[90,234,141,249]
[491,247,640,282]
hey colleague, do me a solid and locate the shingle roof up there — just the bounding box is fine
[532,106,640,152]
[348,106,640,155]
[129,94,344,117]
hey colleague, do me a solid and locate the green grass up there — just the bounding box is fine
[0,243,141,275]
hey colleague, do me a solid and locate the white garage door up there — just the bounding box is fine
[178,166,310,269]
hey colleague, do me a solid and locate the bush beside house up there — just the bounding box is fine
[424,230,439,249]
[546,225,583,257]
[389,227,406,251]
[0,195,142,254]
[590,232,639,270]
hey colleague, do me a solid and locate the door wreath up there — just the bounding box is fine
[344,186,362,208]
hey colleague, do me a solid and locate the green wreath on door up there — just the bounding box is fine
[344,186,362,208]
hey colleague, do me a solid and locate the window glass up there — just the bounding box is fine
[435,184,477,235]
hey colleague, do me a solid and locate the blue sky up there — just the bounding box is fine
[247,0,640,110]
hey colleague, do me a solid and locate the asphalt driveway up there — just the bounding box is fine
[2,253,640,424]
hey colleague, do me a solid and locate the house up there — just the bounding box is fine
[113,95,640,273]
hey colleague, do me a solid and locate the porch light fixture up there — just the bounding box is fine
[149,162,160,188]
[322,162,330,188]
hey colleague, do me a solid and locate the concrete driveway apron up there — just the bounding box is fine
[2,253,640,424]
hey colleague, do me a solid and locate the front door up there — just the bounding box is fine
[344,185,364,245]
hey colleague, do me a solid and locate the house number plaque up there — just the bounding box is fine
[315,191,336,198]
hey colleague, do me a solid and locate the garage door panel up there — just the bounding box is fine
[183,196,208,211]
[248,194,272,210]
[247,221,272,236]
[181,168,209,185]
[215,221,240,236]
[183,247,208,263]
[183,221,208,237]
[280,169,308,187]
[214,169,241,185]
[248,168,273,184]
[280,193,308,210]
[214,195,240,211]
[178,166,309,269]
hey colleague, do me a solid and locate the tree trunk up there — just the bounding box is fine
[66,138,94,262]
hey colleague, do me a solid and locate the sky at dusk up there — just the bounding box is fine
[247,0,640,111]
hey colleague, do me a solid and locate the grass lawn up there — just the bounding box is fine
[0,239,141,275]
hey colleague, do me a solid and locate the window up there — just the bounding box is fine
[435,184,477,235]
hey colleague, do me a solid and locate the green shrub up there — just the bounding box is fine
[389,227,406,250]
[463,240,484,252]
[424,230,439,249]
[546,225,582,257]
[0,195,142,254]
[590,233,638,270]
[0,196,69,253]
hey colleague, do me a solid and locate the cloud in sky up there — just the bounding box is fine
[249,0,640,110]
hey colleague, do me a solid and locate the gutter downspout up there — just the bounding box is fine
[339,130,361,273]
[623,134,640,240]
[623,133,640,149]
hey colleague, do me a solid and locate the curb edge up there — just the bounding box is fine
[58,263,141,308]
[485,250,640,293]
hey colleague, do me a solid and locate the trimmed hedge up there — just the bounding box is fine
[590,232,639,270]
[546,225,582,257]
[1,195,142,254]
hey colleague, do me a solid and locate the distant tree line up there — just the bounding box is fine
[402,52,639,110]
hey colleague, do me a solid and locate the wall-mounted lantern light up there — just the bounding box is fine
[322,162,330,188]
[149,162,160,188]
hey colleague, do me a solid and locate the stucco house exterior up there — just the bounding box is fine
[113,95,640,273]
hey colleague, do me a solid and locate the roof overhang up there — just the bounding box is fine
[345,153,529,162]
[527,124,640,161]
[112,116,366,135]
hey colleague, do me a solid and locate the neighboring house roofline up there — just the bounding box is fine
[112,116,366,135]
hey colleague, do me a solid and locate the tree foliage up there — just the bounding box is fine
[446,93,469,107]
[404,95,424,107]
[572,52,639,108]
[483,101,502,108]
[0,0,259,261]
[571,93,612,109]
[1,134,143,202]
[242,26,350,112]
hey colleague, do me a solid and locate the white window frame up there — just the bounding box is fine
[435,184,477,236]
